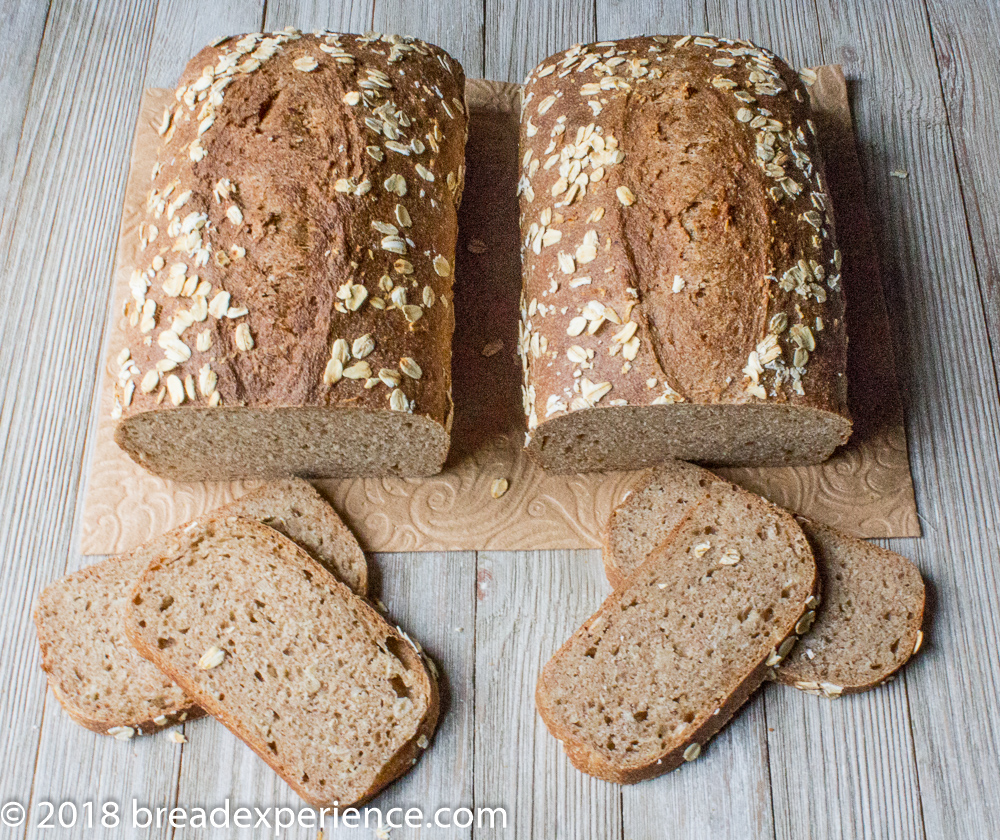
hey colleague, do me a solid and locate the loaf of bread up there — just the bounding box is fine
[604,461,925,695]
[537,478,817,783]
[33,479,367,735]
[518,36,850,470]
[123,516,438,807]
[112,30,467,480]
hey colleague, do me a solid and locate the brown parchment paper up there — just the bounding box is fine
[79,67,919,555]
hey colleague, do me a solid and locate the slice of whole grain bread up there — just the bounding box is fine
[33,479,367,736]
[603,461,925,694]
[537,480,817,783]
[777,522,925,696]
[123,515,437,807]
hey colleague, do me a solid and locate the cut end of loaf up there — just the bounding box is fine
[528,404,852,472]
[115,406,450,481]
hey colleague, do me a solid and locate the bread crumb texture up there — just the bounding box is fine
[123,515,437,807]
[538,479,816,783]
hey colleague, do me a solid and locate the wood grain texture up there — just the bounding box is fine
[264,0,373,34]
[485,0,596,83]
[924,0,1000,372]
[0,0,162,828]
[474,550,622,840]
[373,0,484,77]
[0,0,50,243]
[805,1,1000,838]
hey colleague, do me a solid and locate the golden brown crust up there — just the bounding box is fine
[112,30,467,477]
[518,36,850,467]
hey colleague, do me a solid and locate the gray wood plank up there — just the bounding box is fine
[694,8,928,840]
[923,1,1000,420]
[373,0,483,78]
[763,680,924,840]
[802,1,1000,837]
[473,550,622,840]
[0,0,164,832]
[595,0,706,42]
[485,0,597,83]
[264,0,373,34]
[143,0,264,88]
[18,3,266,839]
[0,0,50,241]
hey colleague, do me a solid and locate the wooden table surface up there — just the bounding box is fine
[2,1,998,838]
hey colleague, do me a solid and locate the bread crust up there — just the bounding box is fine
[112,30,467,479]
[518,36,850,469]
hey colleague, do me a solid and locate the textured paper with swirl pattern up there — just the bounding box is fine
[79,67,919,556]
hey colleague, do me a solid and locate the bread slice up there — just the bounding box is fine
[537,480,817,783]
[603,461,925,694]
[777,522,925,696]
[33,547,204,737]
[223,479,367,596]
[123,516,437,807]
[33,479,367,735]
[603,462,720,589]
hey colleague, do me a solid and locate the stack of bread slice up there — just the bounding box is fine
[34,479,437,808]
[537,461,925,783]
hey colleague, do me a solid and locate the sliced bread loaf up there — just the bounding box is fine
[518,37,850,472]
[114,32,467,481]
[537,481,817,783]
[122,515,437,807]
[603,461,925,694]
[33,479,367,735]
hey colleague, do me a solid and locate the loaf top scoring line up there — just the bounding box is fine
[518,35,852,471]
[112,29,468,481]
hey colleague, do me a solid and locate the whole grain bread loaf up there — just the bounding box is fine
[518,36,850,471]
[604,461,925,694]
[33,479,367,735]
[112,30,468,480]
[537,479,817,783]
[123,516,437,807]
